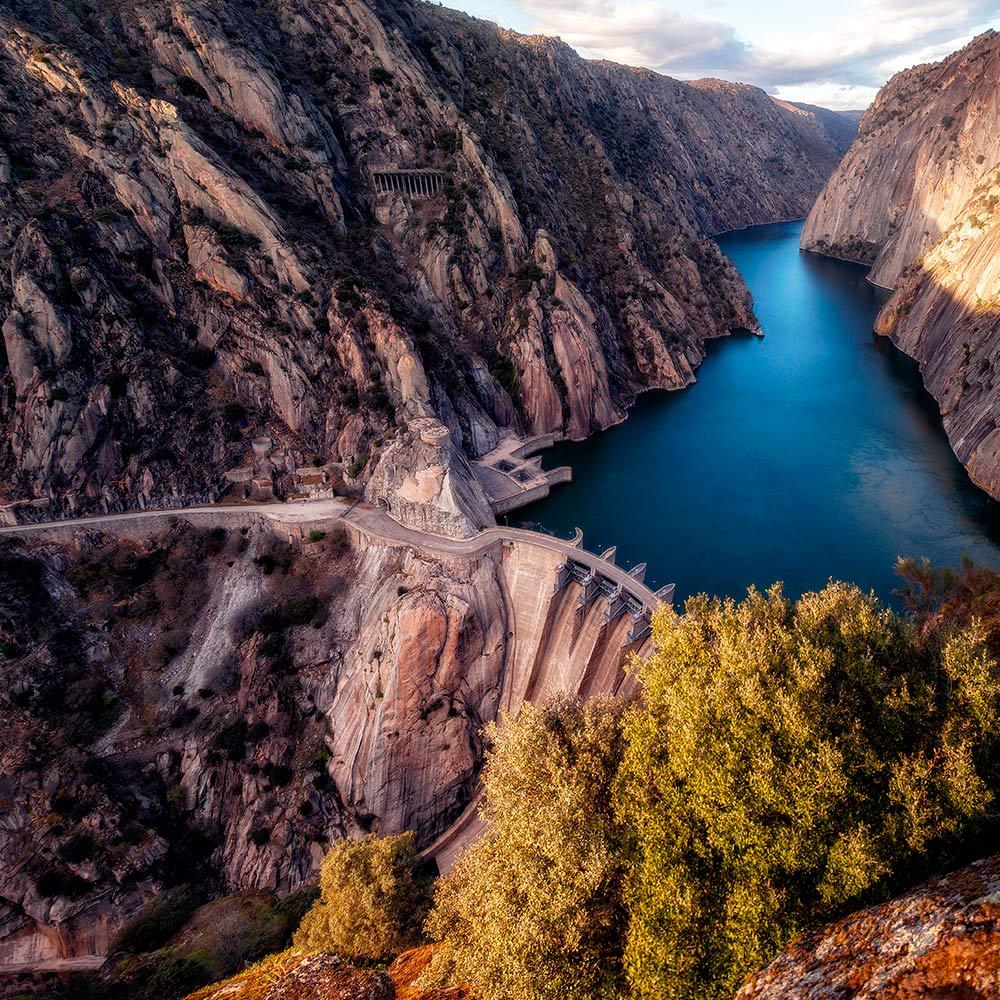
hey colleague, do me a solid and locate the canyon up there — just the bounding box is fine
[0,0,855,524]
[802,30,1000,500]
[0,3,858,979]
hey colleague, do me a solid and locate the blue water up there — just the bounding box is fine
[517,220,1000,603]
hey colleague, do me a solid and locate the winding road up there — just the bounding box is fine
[0,497,670,612]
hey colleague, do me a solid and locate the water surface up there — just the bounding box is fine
[518,220,1000,603]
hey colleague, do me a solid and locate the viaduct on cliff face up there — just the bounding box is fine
[371,167,445,197]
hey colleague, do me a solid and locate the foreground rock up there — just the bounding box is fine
[738,854,1000,998]
[801,31,1000,498]
[186,945,471,1000]
[0,0,854,521]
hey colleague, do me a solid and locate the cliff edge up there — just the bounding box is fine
[801,31,1000,499]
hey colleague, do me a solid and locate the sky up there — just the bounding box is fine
[444,0,1000,109]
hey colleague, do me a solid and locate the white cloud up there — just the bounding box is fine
[488,0,1000,109]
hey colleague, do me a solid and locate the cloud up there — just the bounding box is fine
[502,0,1000,108]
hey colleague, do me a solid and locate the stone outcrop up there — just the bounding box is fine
[364,418,494,538]
[737,854,1000,998]
[801,31,1000,499]
[0,0,853,520]
[186,944,472,1000]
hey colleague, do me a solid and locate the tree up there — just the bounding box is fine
[293,831,433,961]
[617,582,1000,1000]
[424,697,627,1000]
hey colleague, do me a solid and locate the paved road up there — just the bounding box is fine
[1,497,670,611]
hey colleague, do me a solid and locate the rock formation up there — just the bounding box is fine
[0,507,652,970]
[802,31,1000,498]
[737,853,1000,998]
[187,944,471,1000]
[364,418,493,538]
[0,0,854,521]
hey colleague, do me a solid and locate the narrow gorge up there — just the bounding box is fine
[0,0,854,525]
[12,2,1000,999]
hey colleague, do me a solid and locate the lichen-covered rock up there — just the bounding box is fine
[185,945,473,1000]
[737,854,1000,998]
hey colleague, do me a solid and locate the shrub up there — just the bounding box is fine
[515,260,545,283]
[58,833,96,863]
[110,885,203,954]
[188,346,216,370]
[254,596,319,635]
[222,402,248,424]
[262,762,294,787]
[106,372,129,397]
[618,582,1000,1000]
[424,698,626,1000]
[436,128,460,154]
[36,867,90,899]
[293,832,434,961]
[211,720,248,761]
[134,953,212,1000]
[308,529,326,543]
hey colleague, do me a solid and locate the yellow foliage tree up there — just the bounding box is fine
[618,582,1000,999]
[294,831,433,961]
[424,697,626,1000]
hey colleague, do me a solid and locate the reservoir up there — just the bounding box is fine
[518,220,1000,603]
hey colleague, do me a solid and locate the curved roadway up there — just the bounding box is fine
[0,497,668,612]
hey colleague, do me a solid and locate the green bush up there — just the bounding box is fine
[58,834,96,863]
[293,832,433,961]
[618,581,1000,999]
[424,698,626,1000]
[176,75,208,100]
[134,953,212,1000]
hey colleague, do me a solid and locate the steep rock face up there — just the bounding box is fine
[802,31,1000,499]
[874,171,1000,498]
[0,0,852,519]
[0,521,502,966]
[737,854,1000,998]
[802,31,1000,287]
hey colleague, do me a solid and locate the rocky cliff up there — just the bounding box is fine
[801,32,1000,498]
[0,506,650,972]
[0,0,853,520]
[738,853,1000,998]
